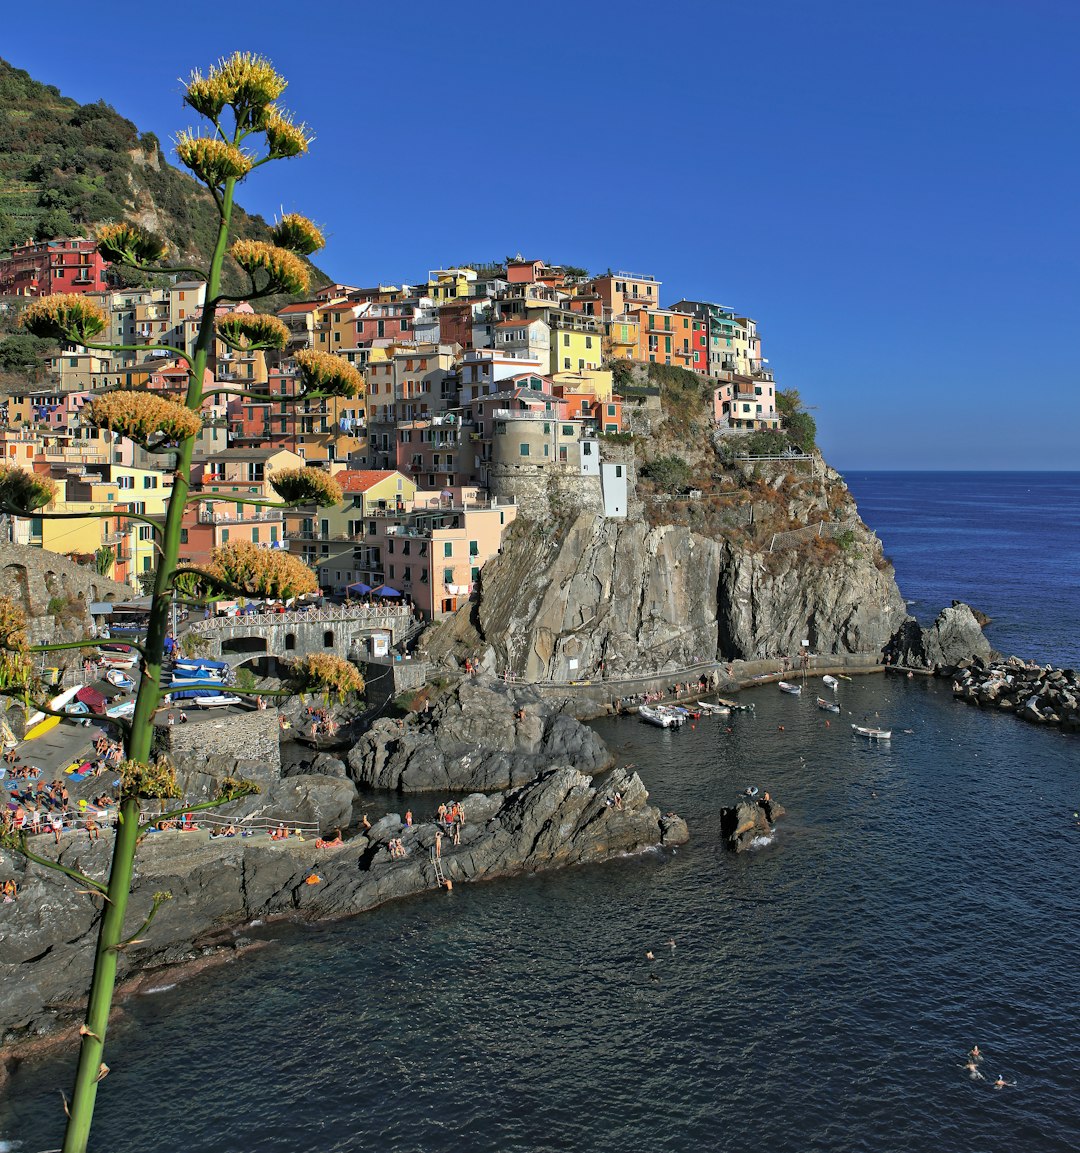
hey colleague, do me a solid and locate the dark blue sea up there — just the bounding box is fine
[3,473,1079,1153]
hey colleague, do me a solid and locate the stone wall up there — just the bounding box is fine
[0,543,130,616]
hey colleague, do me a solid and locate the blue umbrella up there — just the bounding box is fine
[372,586,402,597]
[348,582,373,594]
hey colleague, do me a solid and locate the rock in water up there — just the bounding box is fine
[890,602,994,671]
[719,793,786,852]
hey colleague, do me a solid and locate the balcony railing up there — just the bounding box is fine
[493,408,556,421]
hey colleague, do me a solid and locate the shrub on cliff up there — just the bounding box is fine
[643,454,693,491]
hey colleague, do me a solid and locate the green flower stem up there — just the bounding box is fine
[29,639,147,658]
[80,341,193,370]
[0,504,164,531]
[136,792,253,836]
[60,170,239,1153]
[5,835,108,894]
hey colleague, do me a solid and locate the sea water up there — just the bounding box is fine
[3,474,1078,1153]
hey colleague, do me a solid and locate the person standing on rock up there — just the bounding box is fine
[435,830,443,859]
[405,809,413,827]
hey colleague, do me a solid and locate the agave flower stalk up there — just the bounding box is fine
[0,52,339,1153]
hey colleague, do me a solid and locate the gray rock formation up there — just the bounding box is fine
[0,765,685,1042]
[890,602,994,671]
[427,505,907,682]
[347,678,612,791]
[719,792,786,852]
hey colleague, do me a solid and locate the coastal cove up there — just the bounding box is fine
[3,471,1079,1153]
[3,677,1077,1153]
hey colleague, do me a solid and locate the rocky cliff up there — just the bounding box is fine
[427,459,908,682]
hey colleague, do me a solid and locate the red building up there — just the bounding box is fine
[0,238,110,297]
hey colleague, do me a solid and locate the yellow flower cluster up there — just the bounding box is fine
[0,464,58,512]
[84,391,203,446]
[215,311,289,351]
[270,214,325,256]
[120,756,181,801]
[269,467,343,508]
[218,776,261,801]
[176,133,254,187]
[263,106,313,159]
[185,53,288,125]
[294,349,364,398]
[290,653,365,698]
[96,222,170,267]
[20,293,108,345]
[207,539,318,600]
[231,239,310,296]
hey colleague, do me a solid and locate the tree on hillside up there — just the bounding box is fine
[776,388,817,452]
[0,53,365,1153]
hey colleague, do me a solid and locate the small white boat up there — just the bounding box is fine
[639,705,682,728]
[194,693,243,709]
[106,700,136,719]
[106,669,135,691]
[697,702,731,717]
[852,723,891,740]
[778,681,802,696]
[822,675,840,690]
[817,697,841,714]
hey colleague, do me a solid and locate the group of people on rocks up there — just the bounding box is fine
[436,800,466,846]
[305,706,338,740]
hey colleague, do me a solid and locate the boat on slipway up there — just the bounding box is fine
[193,693,243,709]
[817,697,841,714]
[638,705,683,729]
[105,669,135,691]
[778,681,802,696]
[852,723,891,740]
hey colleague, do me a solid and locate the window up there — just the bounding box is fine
[323,631,334,647]
[615,465,623,477]
[389,565,395,578]
[471,567,480,580]
[469,540,479,557]
[285,634,296,651]
[562,424,574,435]
[563,357,570,369]
[444,541,453,557]
[180,529,189,544]
[519,443,530,457]
[142,476,157,489]
[221,529,230,542]
[443,567,454,583]
[403,566,411,581]
[563,333,570,346]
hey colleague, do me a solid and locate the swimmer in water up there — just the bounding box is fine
[962,1060,985,1079]
[645,950,655,961]
[993,1075,1014,1090]
[968,1045,982,1063]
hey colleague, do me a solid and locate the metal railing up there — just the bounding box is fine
[193,603,413,631]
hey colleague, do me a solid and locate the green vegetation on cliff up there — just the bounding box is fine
[0,58,328,306]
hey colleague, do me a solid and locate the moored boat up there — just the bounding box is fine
[778,681,802,696]
[816,697,841,714]
[822,675,839,690]
[697,702,731,716]
[639,705,676,728]
[851,723,891,740]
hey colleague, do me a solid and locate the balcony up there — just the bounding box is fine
[493,408,555,421]
[198,509,284,525]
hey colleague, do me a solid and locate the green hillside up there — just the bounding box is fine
[0,58,328,306]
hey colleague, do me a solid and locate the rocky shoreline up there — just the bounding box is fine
[950,657,1080,731]
[1,743,686,1066]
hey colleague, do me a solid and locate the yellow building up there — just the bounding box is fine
[549,367,615,403]
[426,268,477,303]
[550,319,604,375]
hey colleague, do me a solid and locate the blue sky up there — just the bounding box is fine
[4,0,1078,469]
